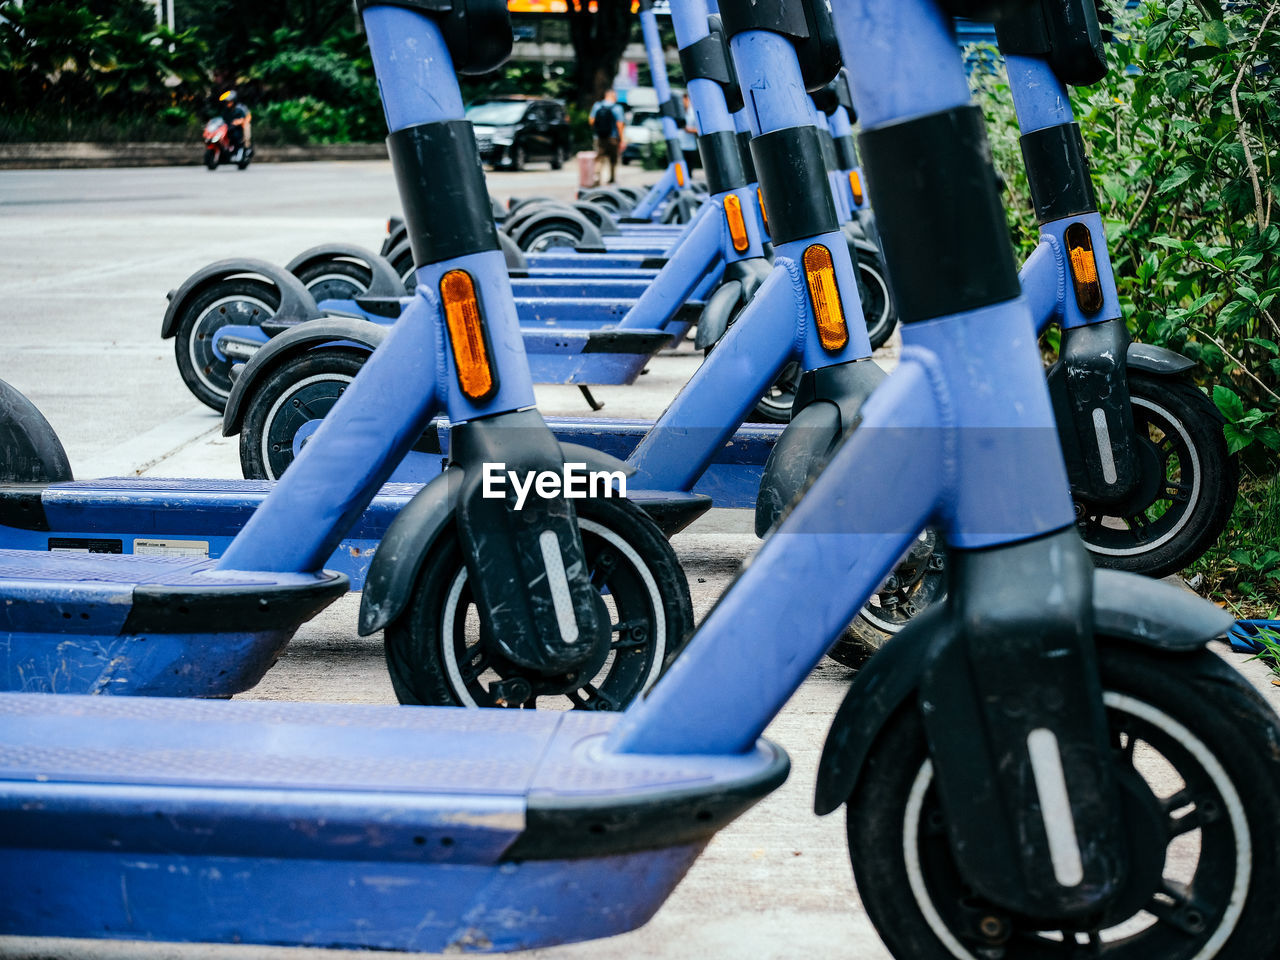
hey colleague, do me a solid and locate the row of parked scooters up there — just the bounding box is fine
[2,0,1278,956]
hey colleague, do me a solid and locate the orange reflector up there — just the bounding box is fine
[439,270,497,401]
[675,162,686,187]
[849,170,864,207]
[802,244,849,352]
[1064,222,1104,315]
[724,194,749,252]
[757,187,769,235]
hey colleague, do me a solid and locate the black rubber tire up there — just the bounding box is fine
[517,217,585,253]
[510,144,525,171]
[857,247,897,351]
[384,495,694,710]
[292,258,373,302]
[390,247,416,293]
[847,642,1280,960]
[826,533,947,668]
[174,278,280,412]
[550,145,566,170]
[238,349,365,480]
[1077,375,1238,579]
[204,152,218,171]
[751,361,802,424]
[236,155,251,171]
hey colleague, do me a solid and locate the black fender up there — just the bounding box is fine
[694,279,743,352]
[0,378,73,484]
[380,216,407,257]
[579,187,633,213]
[161,258,320,340]
[1126,340,1195,377]
[755,360,887,537]
[221,317,385,437]
[497,230,527,270]
[359,441,635,637]
[813,566,1235,817]
[572,202,622,236]
[695,257,773,351]
[285,243,406,298]
[508,207,606,252]
[389,235,525,283]
[1046,319,1141,504]
[841,219,866,244]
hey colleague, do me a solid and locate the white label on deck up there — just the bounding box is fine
[133,539,210,558]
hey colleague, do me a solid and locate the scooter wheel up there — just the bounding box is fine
[517,217,586,253]
[204,152,219,171]
[388,245,417,294]
[384,495,693,710]
[857,248,897,351]
[827,532,947,668]
[292,257,374,302]
[174,278,280,412]
[238,348,364,480]
[1075,375,1238,579]
[846,642,1280,960]
[750,361,802,423]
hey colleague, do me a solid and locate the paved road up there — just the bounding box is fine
[0,163,1276,960]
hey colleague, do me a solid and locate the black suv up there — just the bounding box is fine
[466,98,571,171]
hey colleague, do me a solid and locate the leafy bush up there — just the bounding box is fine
[971,0,1280,466]
[252,97,356,145]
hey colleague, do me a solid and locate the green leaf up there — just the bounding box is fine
[1158,165,1197,194]
[1214,385,1246,423]
[1246,338,1280,355]
[1202,20,1230,49]
[1223,423,1254,455]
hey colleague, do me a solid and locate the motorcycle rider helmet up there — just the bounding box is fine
[219,90,238,104]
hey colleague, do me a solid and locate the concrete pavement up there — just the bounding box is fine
[0,162,1276,960]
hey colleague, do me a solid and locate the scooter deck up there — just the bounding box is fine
[0,694,788,952]
[0,420,781,589]
[0,549,345,695]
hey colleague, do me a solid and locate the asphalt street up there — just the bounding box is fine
[1,161,1277,960]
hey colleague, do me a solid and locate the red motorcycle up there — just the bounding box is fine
[203,117,253,171]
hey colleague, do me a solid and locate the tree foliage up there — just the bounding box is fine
[972,0,1280,465]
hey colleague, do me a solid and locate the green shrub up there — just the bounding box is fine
[970,0,1280,467]
[251,97,356,145]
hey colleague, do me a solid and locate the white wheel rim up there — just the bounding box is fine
[1084,395,1202,558]
[860,263,891,332]
[441,517,667,708]
[304,271,369,297]
[259,372,354,480]
[902,691,1251,959]
[189,294,272,398]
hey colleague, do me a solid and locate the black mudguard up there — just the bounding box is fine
[695,257,772,351]
[755,360,887,537]
[508,207,606,252]
[813,568,1233,816]
[0,379,72,484]
[1046,319,1141,504]
[572,202,622,236]
[285,243,407,298]
[161,258,319,340]
[433,410,611,675]
[380,216,407,257]
[358,423,638,670]
[1125,340,1195,377]
[497,230,527,270]
[221,317,385,437]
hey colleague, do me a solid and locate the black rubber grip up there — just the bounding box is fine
[387,120,499,268]
[1020,122,1097,224]
[858,105,1021,323]
[698,131,747,194]
[751,126,838,245]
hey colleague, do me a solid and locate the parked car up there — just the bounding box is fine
[466,97,570,171]
[617,87,683,165]
[622,111,664,165]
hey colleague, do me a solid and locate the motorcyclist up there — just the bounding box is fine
[218,90,251,155]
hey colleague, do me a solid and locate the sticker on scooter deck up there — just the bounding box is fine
[47,537,122,554]
[133,538,211,559]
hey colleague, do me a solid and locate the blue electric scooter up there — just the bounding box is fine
[4,1,1278,956]
[0,0,695,708]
